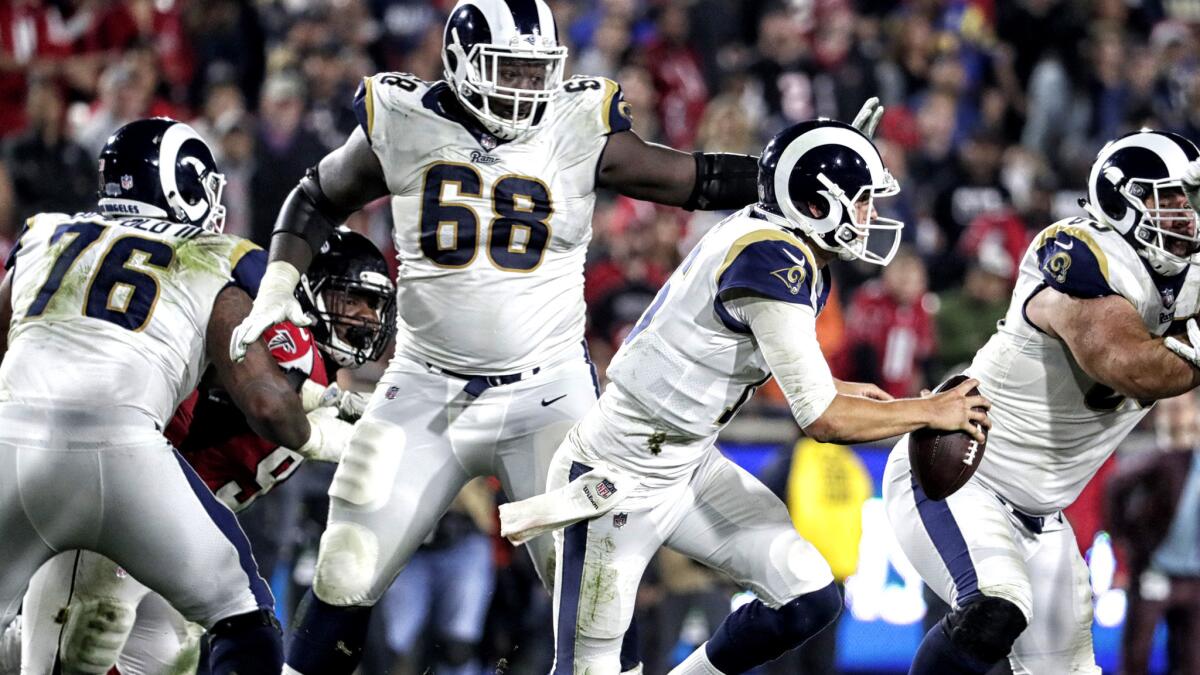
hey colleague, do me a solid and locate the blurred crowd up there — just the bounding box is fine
[3,0,1200,672]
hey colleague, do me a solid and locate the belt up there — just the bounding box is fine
[995,495,1058,535]
[427,363,541,397]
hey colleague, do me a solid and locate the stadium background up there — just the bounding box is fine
[0,0,1196,672]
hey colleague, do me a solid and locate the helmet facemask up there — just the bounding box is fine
[1107,167,1200,275]
[304,270,396,368]
[814,172,904,265]
[444,28,566,140]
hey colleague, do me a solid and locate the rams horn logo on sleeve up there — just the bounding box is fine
[617,101,633,122]
[770,265,807,295]
[1043,251,1072,284]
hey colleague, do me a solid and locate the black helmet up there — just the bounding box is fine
[297,229,396,367]
[1086,129,1200,276]
[97,117,226,232]
[756,119,902,265]
[441,0,566,140]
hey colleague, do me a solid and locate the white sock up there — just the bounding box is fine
[668,642,725,675]
[621,663,644,675]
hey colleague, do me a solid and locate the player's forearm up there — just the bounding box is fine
[1103,338,1200,400]
[235,381,312,449]
[804,395,935,444]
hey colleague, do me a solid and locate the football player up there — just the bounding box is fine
[225,0,790,672]
[882,130,1200,675]
[497,119,990,674]
[0,117,353,674]
[14,228,394,675]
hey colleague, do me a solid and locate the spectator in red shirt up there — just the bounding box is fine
[836,248,936,398]
[643,2,707,149]
[0,0,71,137]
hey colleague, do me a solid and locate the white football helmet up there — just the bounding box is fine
[441,0,567,140]
[1087,129,1200,276]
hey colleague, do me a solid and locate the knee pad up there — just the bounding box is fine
[207,609,282,675]
[59,597,136,675]
[328,420,405,508]
[313,522,379,606]
[945,596,1028,664]
[439,638,476,667]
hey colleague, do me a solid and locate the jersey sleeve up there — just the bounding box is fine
[559,76,633,138]
[263,322,318,380]
[354,72,430,149]
[714,232,821,333]
[1034,225,1117,299]
[227,240,266,297]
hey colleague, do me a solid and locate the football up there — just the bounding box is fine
[908,374,988,501]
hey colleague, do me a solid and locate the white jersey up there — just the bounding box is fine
[969,217,1200,515]
[578,208,832,487]
[1,212,264,427]
[354,72,632,374]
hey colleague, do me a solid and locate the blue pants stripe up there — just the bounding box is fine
[554,461,594,675]
[172,450,274,610]
[911,477,981,606]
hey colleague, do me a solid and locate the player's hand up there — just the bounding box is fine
[835,379,894,401]
[1182,159,1200,215]
[229,261,312,363]
[924,377,991,444]
[295,407,353,462]
[851,97,885,138]
[1165,318,1200,368]
[319,384,370,422]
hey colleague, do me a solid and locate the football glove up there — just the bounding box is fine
[1182,158,1200,215]
[301,381,369,422]
[294,407,353,462]
[229,261,312,363]
[1165,318,1200,368]
[852,97,884,138]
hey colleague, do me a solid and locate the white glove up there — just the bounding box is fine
[851,96,884,138]
[1165,318,1200,368]
[300,380,369,421]
[1182,158,1200,215]
[229,261,312,363]
[294,407,353,462]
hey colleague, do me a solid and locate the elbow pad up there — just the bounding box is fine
[272,167,353,253]
[682,152,760,211]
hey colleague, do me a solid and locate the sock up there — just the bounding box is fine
[705,582,842,674]
[283,591,373,675]
[207,610,283,675]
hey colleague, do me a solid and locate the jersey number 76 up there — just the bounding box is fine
[26,221,174,331]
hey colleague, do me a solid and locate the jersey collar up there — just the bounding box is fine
[424,82,509,152]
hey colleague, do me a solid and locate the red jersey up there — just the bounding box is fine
[165,322,329,512]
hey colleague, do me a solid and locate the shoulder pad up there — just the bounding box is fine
[1033,219,1116,299]
[557,76,633,136]
[714,227,822,331]
[354,73,433,143]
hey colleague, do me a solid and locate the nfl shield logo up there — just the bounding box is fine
[481,134,497,151]
[595,479,616,499]
[613,512,627,528]
[386,386,400,400]
[120,174,134,190]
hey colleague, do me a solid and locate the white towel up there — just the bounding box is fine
[499,464,639,546]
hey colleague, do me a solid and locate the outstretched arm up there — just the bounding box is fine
[740,296,988,444]
[595,96,885,211]
[1027,289,1200,400]
[597,130,758,210]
